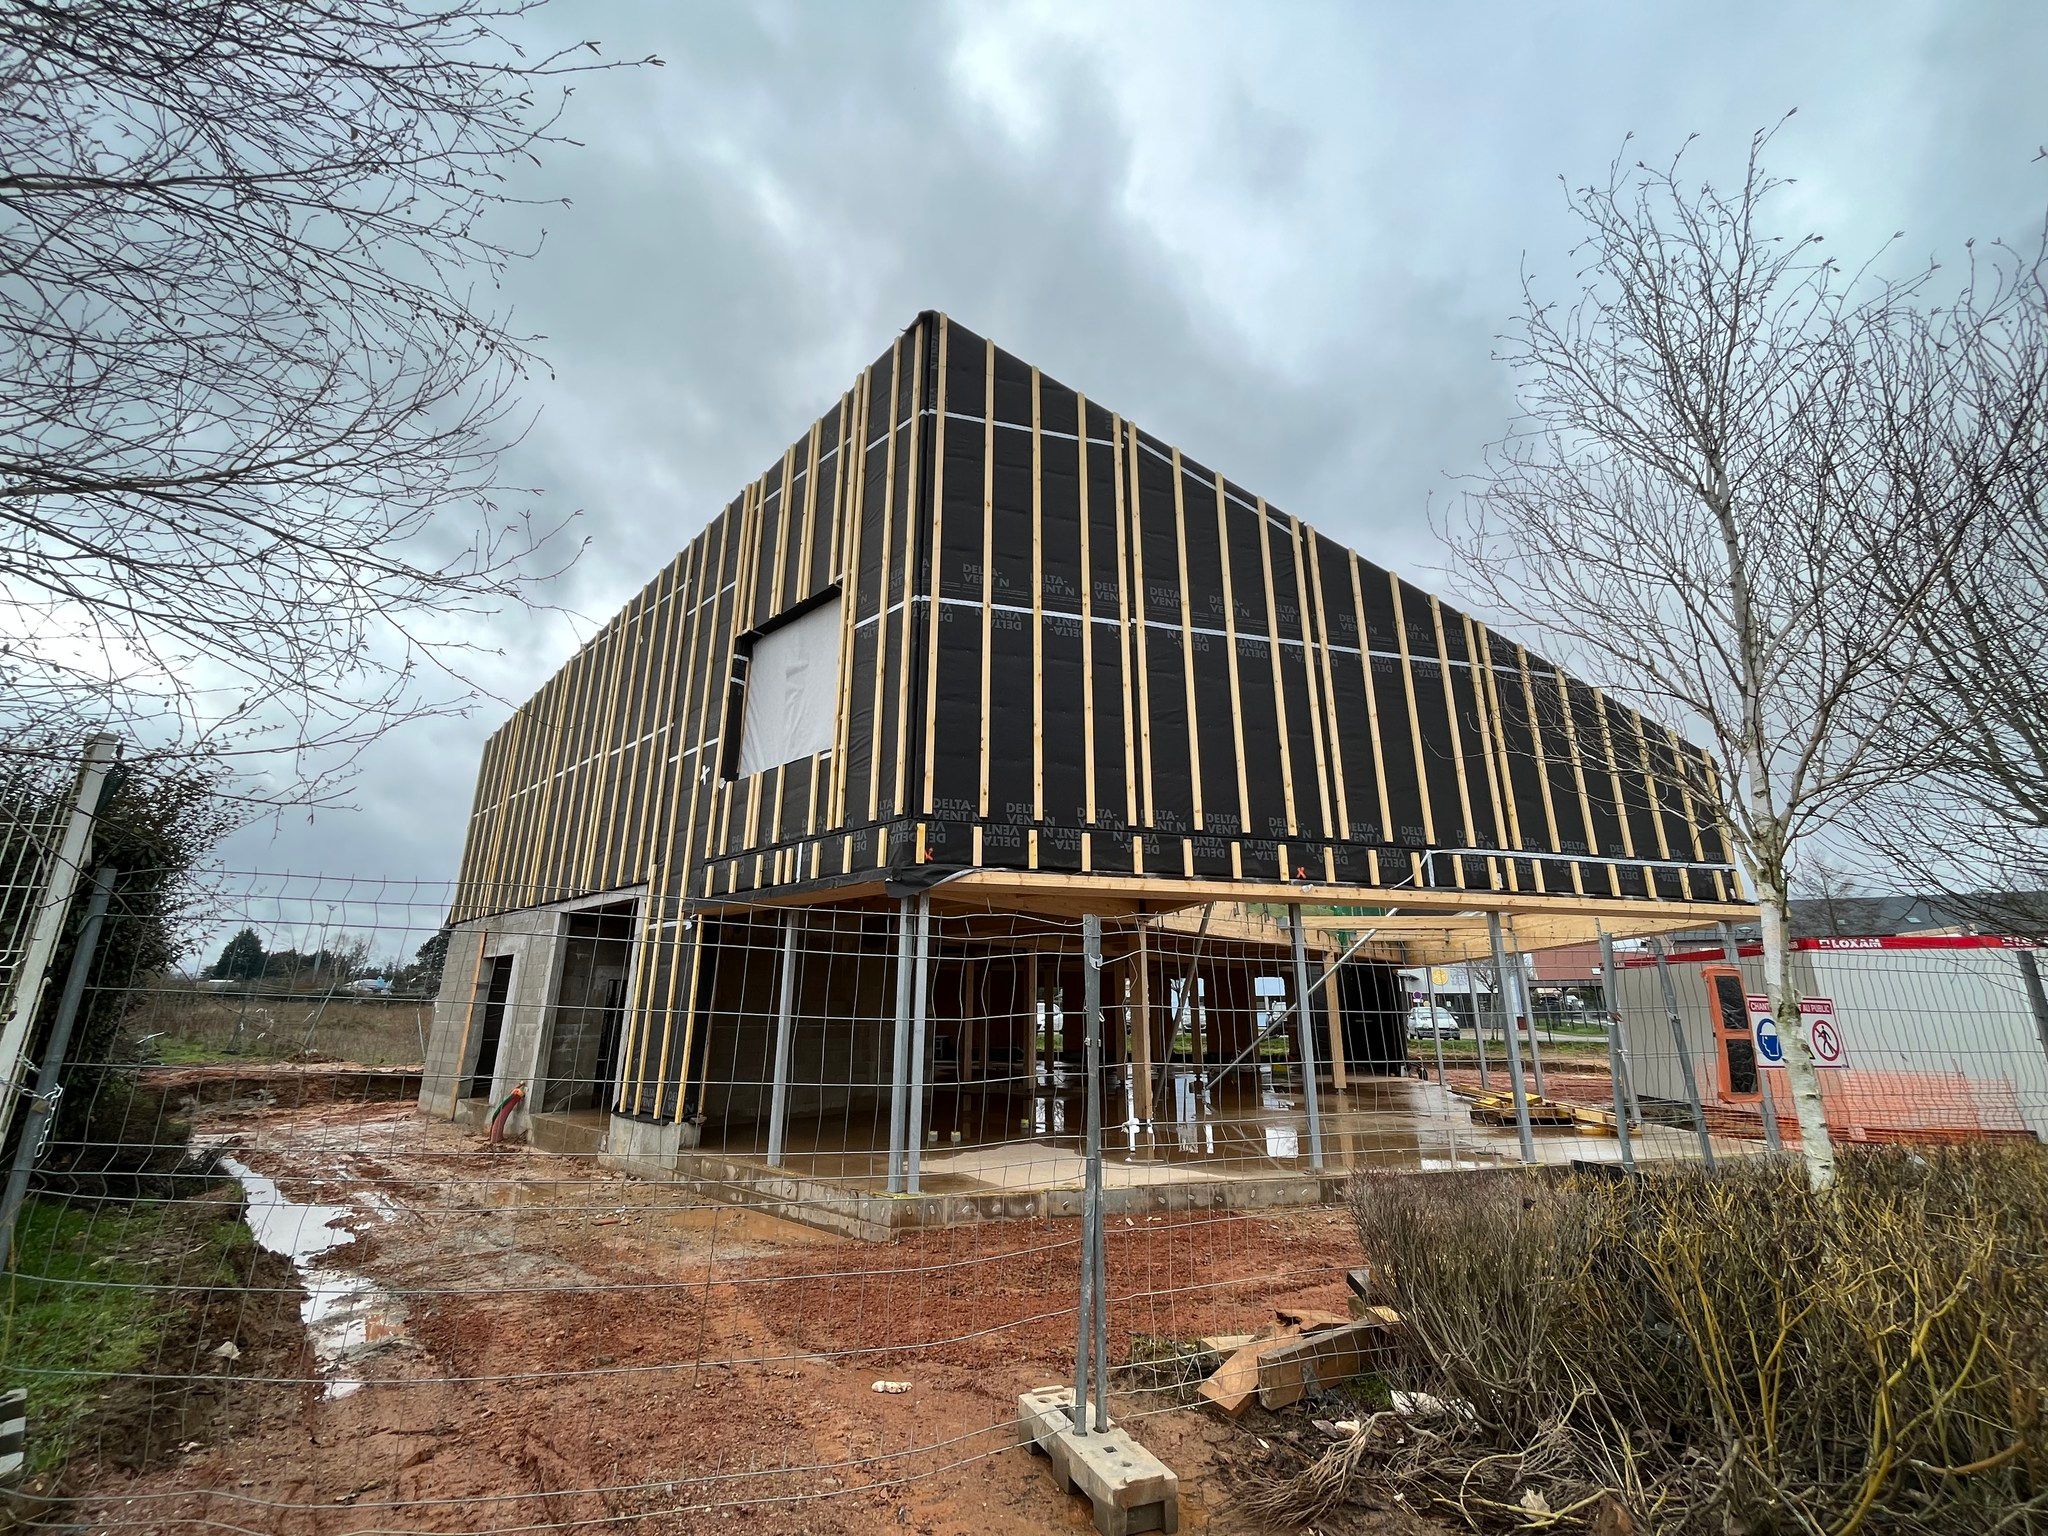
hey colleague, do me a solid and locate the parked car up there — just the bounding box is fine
[1405,1004,1461,1040]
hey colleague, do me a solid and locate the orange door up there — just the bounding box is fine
[1702,966,1760,1103]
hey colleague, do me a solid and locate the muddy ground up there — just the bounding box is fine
[40,1093,1391,1535]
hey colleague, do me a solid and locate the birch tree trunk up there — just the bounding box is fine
[1745,817,1835,1187]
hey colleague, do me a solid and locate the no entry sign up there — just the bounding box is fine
[1746,995,1848,1069]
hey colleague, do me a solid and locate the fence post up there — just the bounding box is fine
[1720,921,1781,1153]
[1596,931,1635,1173]
[1511,941,1549,1099]
[1466,962,1491,1089]
[1487,912,1536,1162]
[0,733,118,1153]
[906,897,933,1195]
[1424,968,1447,1086]
[2019,950,2048,1073]
[1651,938,1716,1168]
[0,865,116,1272]
[765,912,800,1169]
[886,896,913,1195]
[1073,914,1105,1433]
[1287,905,1325,1173]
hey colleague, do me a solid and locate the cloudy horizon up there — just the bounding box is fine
[214,0,2048,908]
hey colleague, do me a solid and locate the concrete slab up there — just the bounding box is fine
[1018,1385,1178,1536]
[916,1143,1238,1190]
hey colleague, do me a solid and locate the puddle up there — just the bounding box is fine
[217,1155,408,1398]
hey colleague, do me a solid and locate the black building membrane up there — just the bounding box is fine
[452,313,1741,1119]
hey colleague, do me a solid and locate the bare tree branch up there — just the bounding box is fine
[0,0,656,799]
[1441,121,2045,1187]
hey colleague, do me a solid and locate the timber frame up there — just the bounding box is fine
[447,311,1753,1122]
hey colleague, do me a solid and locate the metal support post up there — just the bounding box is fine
[1424,969,1447,1085]
[1466,963,1491,1089]
[0,866,116,1272]
[0,734,118,1152]
[1511,943,1548,1099]
[2020,950,2048,1072]
[1719,922,1781,1152]
[1595,932,1635,1173]
[765,912,800,1168]
[1073,915,1107,1434]
[886,896,913,1194]
[1651,938,1716,1167]
[1487,913,1536,1162]
[906,896,933,1195]
[1286,905,1325,1173]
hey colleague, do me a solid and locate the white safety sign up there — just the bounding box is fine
[1800,998,1847,1068]
[1745,995,1847,1069]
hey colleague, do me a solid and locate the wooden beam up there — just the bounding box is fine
[1323,954,1348,1090]
[942,867,1754,922]
[1133,925,1155,1121]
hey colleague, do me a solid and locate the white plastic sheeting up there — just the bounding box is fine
[735,599,841,777]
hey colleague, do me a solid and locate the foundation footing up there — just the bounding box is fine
[1018,1385,1178,1536]
[598,1112,701,1177]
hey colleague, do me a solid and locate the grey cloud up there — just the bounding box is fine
[215,0,2048,905]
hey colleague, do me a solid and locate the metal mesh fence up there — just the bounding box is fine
[5,865,2046,1530]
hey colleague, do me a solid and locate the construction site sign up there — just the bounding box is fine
[1746,995,1848,1069]
[1801,998,1848,1067]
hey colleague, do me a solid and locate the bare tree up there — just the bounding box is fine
[1797,859,1871,939]
[1445,123,2043,1187]
[0,2,654,790]
[1856,243,2048,933]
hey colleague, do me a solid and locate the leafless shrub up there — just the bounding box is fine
[1251,1153,2048,1533]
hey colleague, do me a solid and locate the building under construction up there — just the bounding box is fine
[418,312,1754,1225]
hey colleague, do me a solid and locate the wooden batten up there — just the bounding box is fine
[1171,448,1203,840]
[1256,497,1299,839]
[1125,423,1156,834]
[1348,554,1394,844]
[1304,527,1350,843]
[1215,474,1251,880]
[1031,366,1047,846]
[975,339,995,862]
[1078,394,1097,834]
[920,319,949,818]
[1288,515,1336,863]
[1387,574,1436,847]
[1112,413,1138,834]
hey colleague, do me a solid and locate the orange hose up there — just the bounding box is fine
[488,1084,525,1144]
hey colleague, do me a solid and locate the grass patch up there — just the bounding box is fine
[152,1036,234,1065]
[0,1187,276,1481]
[133,982,428,1065]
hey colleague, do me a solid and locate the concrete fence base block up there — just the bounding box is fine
[1,1385,26,1485]
[1017,1385,1178,1536]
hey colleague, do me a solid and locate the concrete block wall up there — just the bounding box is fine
[417,909,565,1129]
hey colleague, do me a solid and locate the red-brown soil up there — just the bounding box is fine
[47,1098,1372,1535]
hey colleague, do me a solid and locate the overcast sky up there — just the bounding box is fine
[217,0,2048,933]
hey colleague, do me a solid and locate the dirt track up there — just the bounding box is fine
[53,1097,1366,1534]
